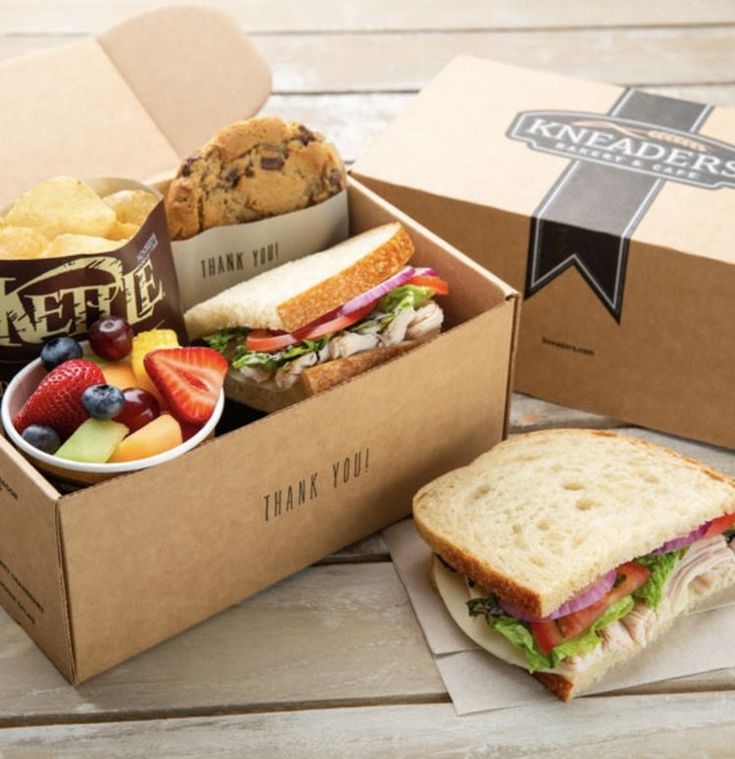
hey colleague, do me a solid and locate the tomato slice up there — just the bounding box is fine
[246,330,298,352]
[293,301,377,341]
[556,562,650,639]
[406,275,449,296]
[703,513,735,537]
[530,620,564,655]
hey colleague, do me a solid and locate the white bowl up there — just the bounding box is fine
[1,349,224,486]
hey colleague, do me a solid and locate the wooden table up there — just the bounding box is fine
[1,2,735,754]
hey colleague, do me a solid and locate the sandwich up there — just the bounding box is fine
[413,429,735,701]
[185,223,448,412]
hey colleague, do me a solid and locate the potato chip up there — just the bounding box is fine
[5,176,116,239]
[42,233,125,258]
[0,225,49,259]
[106,220,139,241]
[103,189,158,227]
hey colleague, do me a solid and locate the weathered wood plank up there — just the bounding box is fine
[1,694,734,755]
[0,563,443,725]
[320,533,388,563]
[510,393,623,432]
[3,27,735,92]
[2,1,735,34]
[258,28,735,92]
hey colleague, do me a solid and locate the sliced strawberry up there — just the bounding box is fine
[13,359,104,439]
[144,347,228,425]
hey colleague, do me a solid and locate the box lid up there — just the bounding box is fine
[0,5,272,206]
[353,55,735,266]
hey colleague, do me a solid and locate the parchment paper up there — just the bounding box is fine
[384,518,735,714]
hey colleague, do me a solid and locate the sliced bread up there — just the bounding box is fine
[185,222,413,339]
[414,429,735,617]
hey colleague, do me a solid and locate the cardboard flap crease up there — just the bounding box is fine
[0,6,271,206]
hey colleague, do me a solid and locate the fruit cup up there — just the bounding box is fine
[1,345,224,486]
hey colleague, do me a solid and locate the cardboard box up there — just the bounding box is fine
[353,56,735,449]
[0,12,519,682]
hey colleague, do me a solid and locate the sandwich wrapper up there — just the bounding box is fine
[383,432,735,714]
[167,191,349,312]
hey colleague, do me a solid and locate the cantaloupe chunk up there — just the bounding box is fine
[100,361,137,390]
[109,414,182,462]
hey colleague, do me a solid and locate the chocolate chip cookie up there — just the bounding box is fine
[165,117,346,240]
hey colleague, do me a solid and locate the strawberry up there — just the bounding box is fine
[13,359,105,439]
[144,347,228,425]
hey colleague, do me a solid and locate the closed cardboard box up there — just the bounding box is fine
[354,56,735,449]
[0,12,519,681]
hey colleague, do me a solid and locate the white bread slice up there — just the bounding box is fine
[414,430,735,618]
[185,222,413,339]
[225,342,419,412]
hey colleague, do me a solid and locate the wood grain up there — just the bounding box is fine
[0,563,442,726]
[3,0,735,34]
[3,28,735,92]
[1,693,734,755]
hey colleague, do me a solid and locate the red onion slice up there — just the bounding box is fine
[412,267,439,277]
[338,267,416,316]
[497,569,617,622]
[650,524,708,555]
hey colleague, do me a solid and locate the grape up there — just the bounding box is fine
[21,424,61,454]
[40,336,83,371]
[113,388,160,432]
[81,384,126,420]
[89,315,133,361]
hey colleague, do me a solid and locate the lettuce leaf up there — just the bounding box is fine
[632,548,686,610]
[204,283,436,372]
[468,594,635,673]
[549,596,634,664]
[378,284,433,314]
[202,328,249,354]
[231,337,329,373]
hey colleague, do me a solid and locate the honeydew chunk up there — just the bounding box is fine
[56,419,129,463]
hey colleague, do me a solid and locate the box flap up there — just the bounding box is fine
[0,6,271,206]
[99,6,271,161]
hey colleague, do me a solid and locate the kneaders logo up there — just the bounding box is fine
[505,90,727,321]
[508,111,735,190]
[0,235,165,349]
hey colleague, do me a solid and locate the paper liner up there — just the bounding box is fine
[170,190,349,312]
[384,518,735,713]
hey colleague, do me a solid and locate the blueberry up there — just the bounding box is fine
[81,384,125,420]
[41,337,83,371]
[21,424,61,454]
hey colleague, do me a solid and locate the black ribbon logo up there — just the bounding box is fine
[516,90,713,321]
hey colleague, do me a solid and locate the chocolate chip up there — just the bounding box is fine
[180,152,201,177]
[261,156,285,171]
[225,167,239,187]
[298,124,316,145]
[328,169,344,189]
[244,164,255,178]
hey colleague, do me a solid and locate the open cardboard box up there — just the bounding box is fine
[354,56,735,449]
[0,9,519,682]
